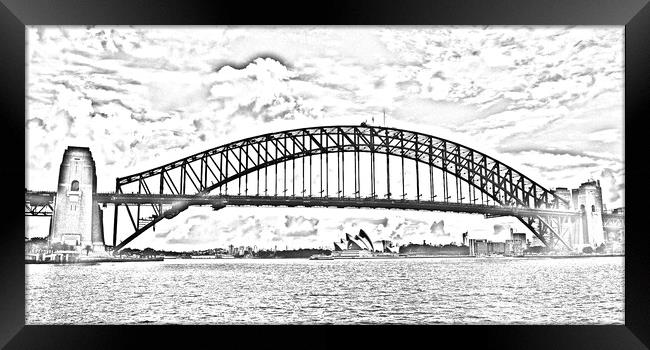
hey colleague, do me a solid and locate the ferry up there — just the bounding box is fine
[309,254,334,260]
[330,249,401,259]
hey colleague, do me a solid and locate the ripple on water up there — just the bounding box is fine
[25,257,624,325]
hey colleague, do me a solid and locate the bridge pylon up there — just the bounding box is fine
[49,147,107,255]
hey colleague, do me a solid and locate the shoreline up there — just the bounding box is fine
[511,254,623,259]
[25,257,164,264]
[25,254,624,264]
[322,254,624,260]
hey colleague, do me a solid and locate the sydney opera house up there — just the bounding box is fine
[331,229,399,258]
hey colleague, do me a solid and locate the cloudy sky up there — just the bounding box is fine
[25,26,624,251]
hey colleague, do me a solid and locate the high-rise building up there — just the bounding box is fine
[551,187,572,209]
[468,239,488,256]
[511,233,526,243]
[487,241,505,255]
[509,229,527,255]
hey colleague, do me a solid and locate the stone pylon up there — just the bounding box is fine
[571,180,605,248]
[49,147,106,255]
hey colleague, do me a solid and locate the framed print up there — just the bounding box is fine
[2,0,649,348]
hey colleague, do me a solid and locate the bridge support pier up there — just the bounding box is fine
[571,181,606,249]
[519,212,606,252]
[49,147,107,256]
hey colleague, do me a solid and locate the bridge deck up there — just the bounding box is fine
[25,191,585,217]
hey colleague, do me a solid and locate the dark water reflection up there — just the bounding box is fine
[25,257,624,324]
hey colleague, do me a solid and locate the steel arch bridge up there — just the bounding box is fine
[112,125,578,252]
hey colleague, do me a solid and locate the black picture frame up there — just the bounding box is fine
[2,0,649,348]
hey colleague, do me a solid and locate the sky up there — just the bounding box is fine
[25,26,624,251]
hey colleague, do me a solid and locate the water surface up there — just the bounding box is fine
[25,257,624,324]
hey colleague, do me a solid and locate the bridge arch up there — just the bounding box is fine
[113,125,572,251]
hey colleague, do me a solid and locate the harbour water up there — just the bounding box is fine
[25,256,624,324]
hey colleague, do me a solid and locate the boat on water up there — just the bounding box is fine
[309,254,334,260]
[330,249,401,259]
[216,253,235,259]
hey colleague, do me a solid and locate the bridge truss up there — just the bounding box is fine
[25,202,54,216]
[112,125,579,251]
[25,191,55,216]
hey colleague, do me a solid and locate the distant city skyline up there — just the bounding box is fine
[25,26,624,250]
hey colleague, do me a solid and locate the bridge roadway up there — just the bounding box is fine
[26,190,587,218]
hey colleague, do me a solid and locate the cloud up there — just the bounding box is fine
[166,224,206,244]
[383,216,434,243]
[285,230,318,237]
[185,214,210,222]
[342,217,389,227]
[211,53,293,72]
[430,220,449,236]
[493,224,507,235]
[601,168,625,205]
[284,215,318,228]
[206,57,324,123]
[284,215,319,238]
[154,228,172,238]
